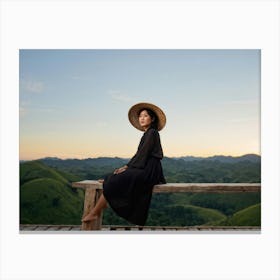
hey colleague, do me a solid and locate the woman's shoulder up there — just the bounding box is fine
[145,127,159,136]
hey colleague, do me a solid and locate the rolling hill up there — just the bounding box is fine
[20,161,84,224]
[214,203,261,226]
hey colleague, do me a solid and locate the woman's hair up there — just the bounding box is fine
[137,108,159,130]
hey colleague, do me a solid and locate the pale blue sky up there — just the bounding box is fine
[19,49,260,160]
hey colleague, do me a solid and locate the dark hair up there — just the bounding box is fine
[137,108,159,130]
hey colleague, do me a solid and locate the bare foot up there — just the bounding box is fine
[81,212,100,222]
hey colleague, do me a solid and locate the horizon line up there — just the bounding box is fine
[19,153,261,161]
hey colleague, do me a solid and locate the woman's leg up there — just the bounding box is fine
[81,193,108,222]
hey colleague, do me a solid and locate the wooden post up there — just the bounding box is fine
[72,180,103,231]
[81,188,104,230]
[81,187,95,230]
[94,189,103,230]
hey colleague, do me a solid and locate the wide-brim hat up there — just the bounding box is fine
[128,102,166,131]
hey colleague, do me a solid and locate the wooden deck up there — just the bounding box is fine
[20,224,261,232]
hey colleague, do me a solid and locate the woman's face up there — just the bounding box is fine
[139,110,153,130]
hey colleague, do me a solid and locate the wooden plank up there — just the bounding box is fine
[153,183,261,193]
[103,225,260,231]
[20,225,38,231]
[46,226,61,231]
[34,226,49,231]
[72,181,261,193]
[20,224,82,231]
[72,180,102,190]
[70,226,82,231]
[19,224,261,231]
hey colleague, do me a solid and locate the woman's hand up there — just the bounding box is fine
[113,165,128,174]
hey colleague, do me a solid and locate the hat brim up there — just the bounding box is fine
[128,102,166,131]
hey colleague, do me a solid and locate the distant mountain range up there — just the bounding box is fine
[20,153,260,164]
[173,154,260,163]
[20,153,261,185]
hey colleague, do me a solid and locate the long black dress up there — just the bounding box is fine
[102,127,166,226]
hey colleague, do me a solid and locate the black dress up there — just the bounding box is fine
[102,127,166,226]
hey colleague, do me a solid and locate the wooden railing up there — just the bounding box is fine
[72,180,261,231]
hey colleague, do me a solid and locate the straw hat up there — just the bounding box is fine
[128,102,166,131]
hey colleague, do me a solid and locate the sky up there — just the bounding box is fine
[19,49,260,160]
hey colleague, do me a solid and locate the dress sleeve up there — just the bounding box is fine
[126,129,157,169]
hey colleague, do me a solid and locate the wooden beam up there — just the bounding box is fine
[153,183,261,193]
[72,180,261,193]
[72,180,102,189]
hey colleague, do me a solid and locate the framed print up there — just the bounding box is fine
[1,0,279,279]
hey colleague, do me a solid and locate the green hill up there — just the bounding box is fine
[214,203,261,226]
[20,161,84,224]
[20,160,80,186]
[146,203,226,226]
[187,192,260,215]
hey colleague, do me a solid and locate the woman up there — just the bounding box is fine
[82,102,166,226]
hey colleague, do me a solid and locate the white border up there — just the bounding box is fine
[1,1,279,280]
